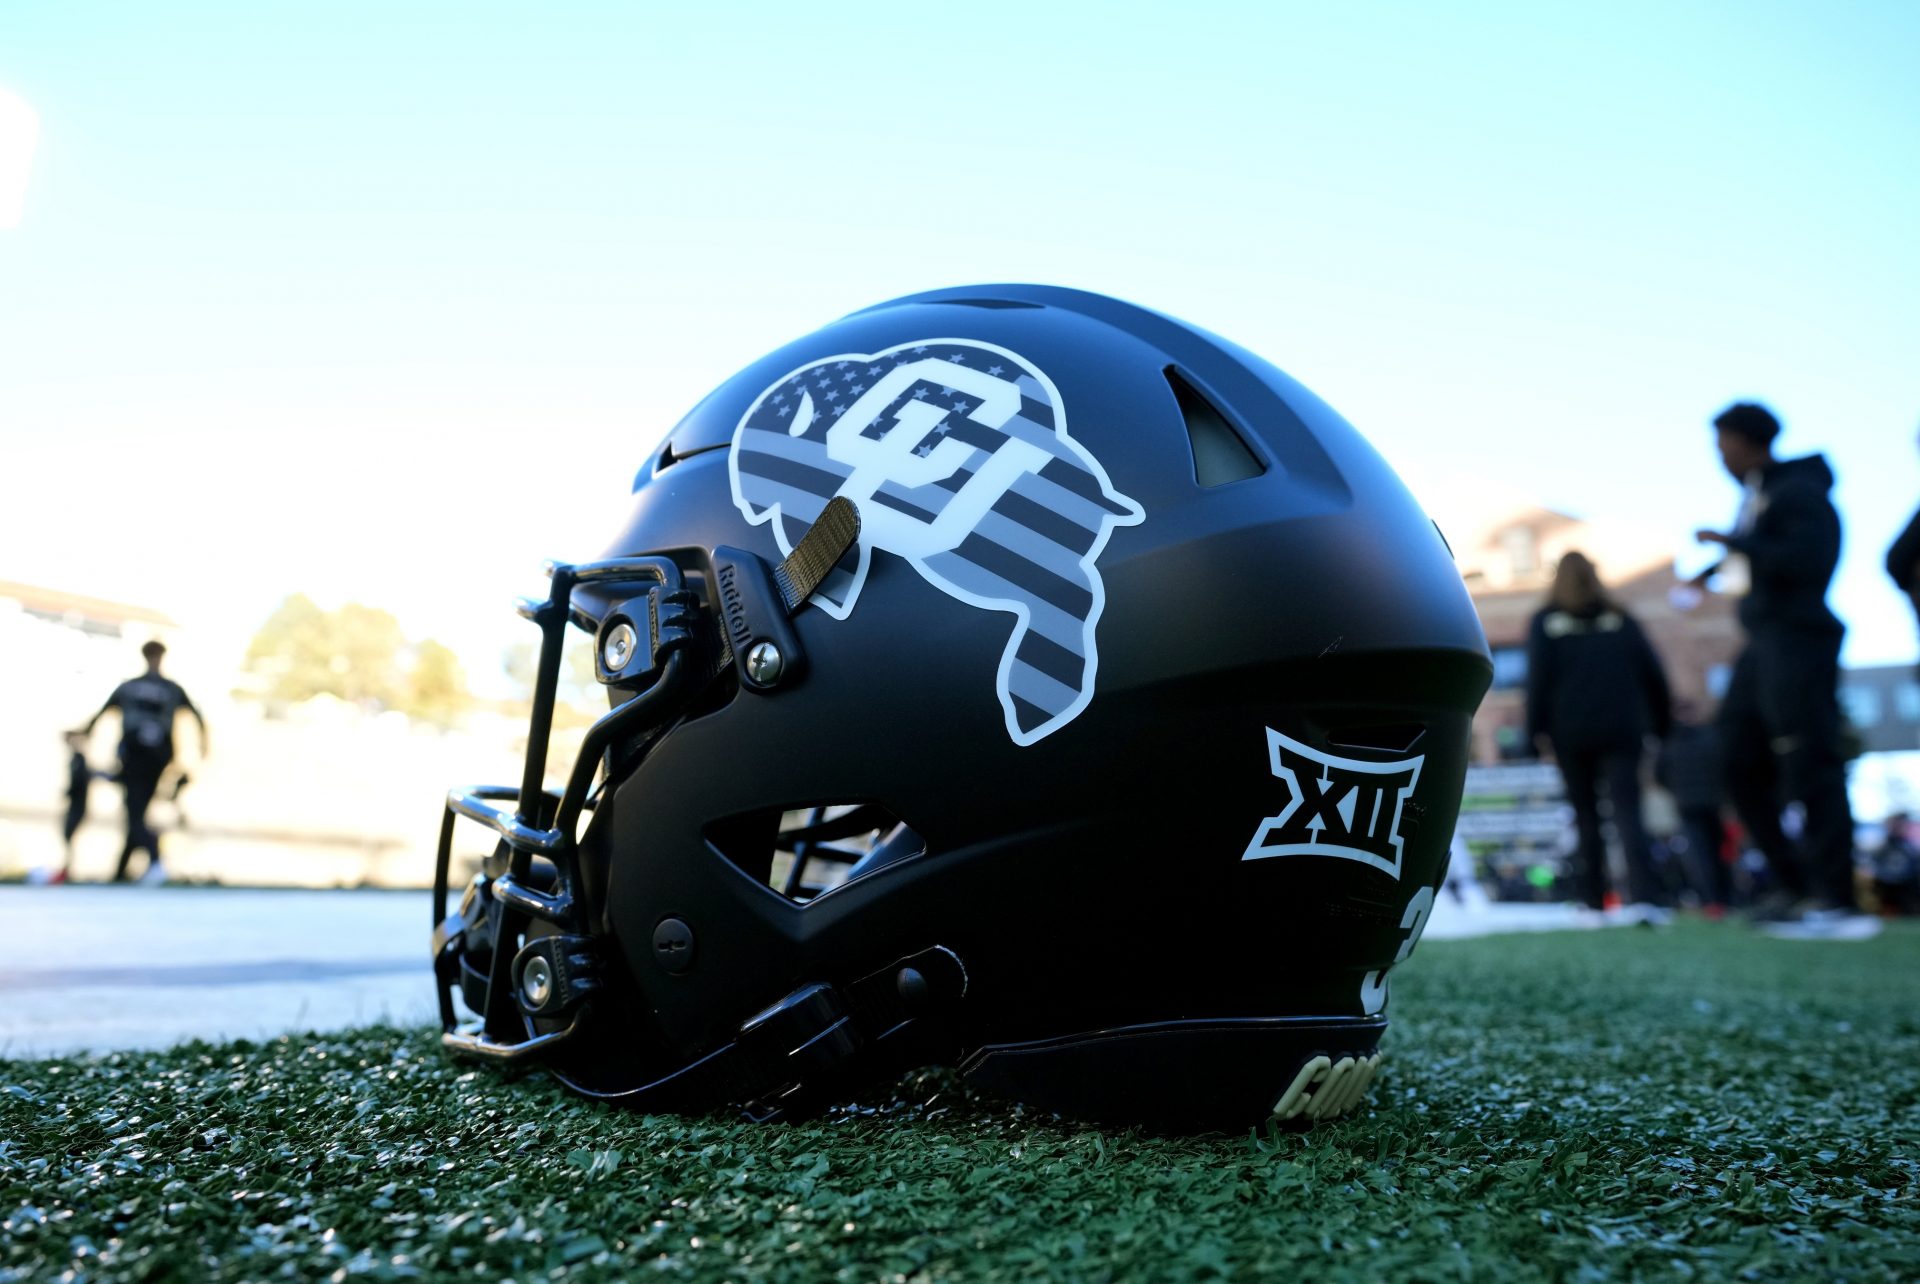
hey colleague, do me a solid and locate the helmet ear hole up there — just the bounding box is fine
[706,803,921,903]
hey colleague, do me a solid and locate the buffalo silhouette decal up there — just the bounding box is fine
[728,338,1144,745]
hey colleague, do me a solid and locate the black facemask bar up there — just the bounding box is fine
[426,499,972,1120]
[432,552,704,1061]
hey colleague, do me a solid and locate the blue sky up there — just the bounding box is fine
[2,1,1917,683]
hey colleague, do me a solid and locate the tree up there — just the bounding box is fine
[245,595,446,717]
[245,593,339,705]
[502,640,538,702]
[501,635,605,720]
[326,603,406,707]
[404,639,469,728]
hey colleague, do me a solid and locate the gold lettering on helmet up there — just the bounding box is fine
[1272,1052,1382,1123]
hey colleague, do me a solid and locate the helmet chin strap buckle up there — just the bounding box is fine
[734,984,862,1121]
[730,945,969,1122]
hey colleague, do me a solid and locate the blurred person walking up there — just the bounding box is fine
[1655,707,1731,913]
[55,729,95,884]
[1692,402,1869,938]
[83,640,208,884]
[1526,551,1673,919]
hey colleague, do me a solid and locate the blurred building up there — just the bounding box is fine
[0,578,181,725]
[1842,666,1920,823]
[1446,504,1744,762]
[1839,664,1920,755]
[1382,489,1920,897]
[0,577,174,642]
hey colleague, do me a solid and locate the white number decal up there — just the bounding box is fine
[1359,886,1435,1016]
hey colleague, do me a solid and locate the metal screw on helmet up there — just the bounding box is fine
[519,954,554,1011]
[895,966,929,1005]
[652,917,695,974]
[745,641,785,686]
[602,621,638,674]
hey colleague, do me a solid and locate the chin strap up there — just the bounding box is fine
[708,496,862,689]
[621,943,969,1122]
[774,495,862,612]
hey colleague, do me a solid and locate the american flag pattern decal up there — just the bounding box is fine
[728,338,1145,745]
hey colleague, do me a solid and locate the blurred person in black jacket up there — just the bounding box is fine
[1526,551,1673,915]
[1887,426,1920,667]
[1655,707,1731,913]
[83,640,208,885]
[56,729,94,885]
[1693,402,1864,933]
[1870,812,1919,916]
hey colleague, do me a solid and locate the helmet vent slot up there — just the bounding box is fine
[1325,723,1427,755]
[706,803,924,904]
[932,298,1043,310]
[1167,366,1264,487]
[643,439,728,486]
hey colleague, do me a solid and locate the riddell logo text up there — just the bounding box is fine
[1241,730,1424,879]
[716,563,754,651]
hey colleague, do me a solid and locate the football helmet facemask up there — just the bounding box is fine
[431,284,1490,1132]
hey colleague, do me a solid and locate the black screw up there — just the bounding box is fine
[652,917,694,974]
[895,966,928,1005]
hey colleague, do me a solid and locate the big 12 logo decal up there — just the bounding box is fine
[1240,729,1423,878]
[1241,728,1435,1014]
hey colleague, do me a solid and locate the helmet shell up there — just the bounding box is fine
[556,285,1489,1127]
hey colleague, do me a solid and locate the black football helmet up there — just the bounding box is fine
[431,284,1490,1132]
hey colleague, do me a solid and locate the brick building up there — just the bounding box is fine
[1444,504,1744,763]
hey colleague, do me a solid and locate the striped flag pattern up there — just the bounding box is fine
[728,338,1144,745]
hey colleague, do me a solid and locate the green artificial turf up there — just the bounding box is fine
[4,922,1917,1282]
